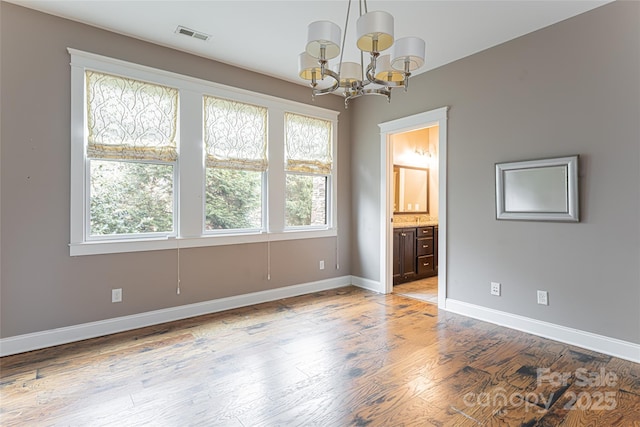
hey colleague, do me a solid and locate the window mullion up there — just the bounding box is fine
[179,89,205,238]
[268,108,285,233]
[330,118,338,229]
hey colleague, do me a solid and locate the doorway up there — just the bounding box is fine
[391,126,439,303]
[378,107,448,308]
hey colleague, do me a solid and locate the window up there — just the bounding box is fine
[85,71,178,238]
[69,49,338,256]
[203,96,267,231]
[285,113,333,228]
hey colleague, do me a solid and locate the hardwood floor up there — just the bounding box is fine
[394,276,438,304]
[1,286,639,426]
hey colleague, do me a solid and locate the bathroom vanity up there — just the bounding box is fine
[393,223,438,285]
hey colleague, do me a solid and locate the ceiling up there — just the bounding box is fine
[7,0,611,87]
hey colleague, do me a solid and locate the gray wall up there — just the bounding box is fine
[0,3,351,337]
[351,1,639,344]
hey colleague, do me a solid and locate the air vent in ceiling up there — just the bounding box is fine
[175,26,211,42]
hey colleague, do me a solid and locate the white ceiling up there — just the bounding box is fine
[7,0,611,86]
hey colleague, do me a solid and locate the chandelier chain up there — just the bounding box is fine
[338,0,352,77]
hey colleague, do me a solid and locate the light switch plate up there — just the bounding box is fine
[112,288,122,303]
[537,290,548,305]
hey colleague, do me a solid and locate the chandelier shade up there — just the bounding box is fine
[336,62,363,86]
[299,0,426,107]
[356,11,394,53]
[298,52,323,80]
[391,37,426,71]
[306,20,342,60]
[375,55,405,82]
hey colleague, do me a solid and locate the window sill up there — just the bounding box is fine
[69,228,337,256]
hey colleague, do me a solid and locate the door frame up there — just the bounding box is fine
[378,107,449,308]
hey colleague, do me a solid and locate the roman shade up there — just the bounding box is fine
[86,71,178,162]
[204,96,268,172]
[285,112,332,174]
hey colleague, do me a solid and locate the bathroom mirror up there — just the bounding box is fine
[393,165,429,214]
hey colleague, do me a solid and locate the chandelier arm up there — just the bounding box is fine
[344,92,361,109]
[364,57,406,88]
[343,85,390,108]
[311,68,340,96]
[362,88,391,98]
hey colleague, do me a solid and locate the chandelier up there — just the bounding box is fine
[298,0,426,108]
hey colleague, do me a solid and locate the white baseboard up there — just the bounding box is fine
[350,275,382,293]
[0,276,352,357]
[5,281,637,364]
[444,298,640,364]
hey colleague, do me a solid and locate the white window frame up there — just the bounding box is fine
[284,172,332,231]
[86,158,179,241]
[283,112,335,231]
[69,49,338,256]
[202,169,267,236]
[201,95,268,236]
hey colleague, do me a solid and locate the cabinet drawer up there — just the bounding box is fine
[417,227,433,237]
[417,255,435,275]
[417,237,434,256]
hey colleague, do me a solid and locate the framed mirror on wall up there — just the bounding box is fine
[495,155,579,222]
[393,165,429,214]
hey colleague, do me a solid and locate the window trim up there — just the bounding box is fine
[69,48,339,256]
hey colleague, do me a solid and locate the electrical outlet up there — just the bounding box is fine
[112,288,122,303]
[319,260,325,270]
[490,282,501,296]
[537,290,548,305]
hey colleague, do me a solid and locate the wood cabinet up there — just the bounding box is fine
[393,225,438,285]
[416,226,434,277]
[434,226,438,275]
[393,228,416,284]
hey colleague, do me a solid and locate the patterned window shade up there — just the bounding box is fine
[86,71,178,162]
[285,113,332,174]
[204,96,268,172]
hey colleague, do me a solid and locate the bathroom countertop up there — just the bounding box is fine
[392,220,439,228]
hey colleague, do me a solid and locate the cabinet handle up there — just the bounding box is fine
[423,245,429,248]
[423,263,430,266]
[401,233,406,237]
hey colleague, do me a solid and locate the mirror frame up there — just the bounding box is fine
[495,155,579,222]
[393,164,429,214]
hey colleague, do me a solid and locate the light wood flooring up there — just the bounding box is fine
[1,286,639,426]
[394,276,438,304]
